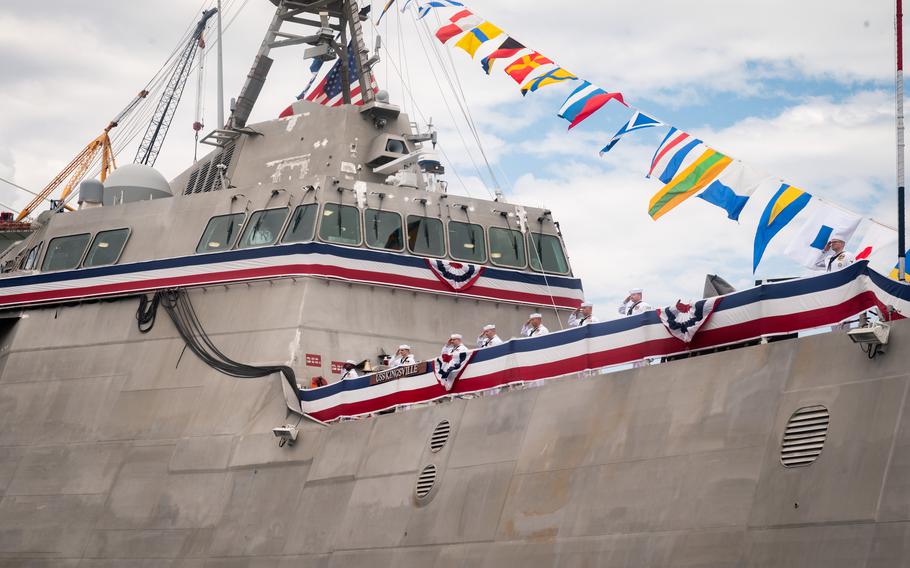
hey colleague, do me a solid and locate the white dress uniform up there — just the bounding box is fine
[814,249,855,272]
[443,343,469,357]
[520,324,549,337]
[390,354,416,367]
[618,300,652,317]
[567,312,599,327]
[341,368,360,380]
[477,334,503,348]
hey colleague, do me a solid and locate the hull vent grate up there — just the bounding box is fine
[183,142,236,195]
[415,464,437,499]
[430,420,451,453]
[780,405,829,467]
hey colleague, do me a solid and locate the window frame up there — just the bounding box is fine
[446,219,488,264]
[41,233,92,272]
[317,202,363,247]
[195,212,246,255]
[236,207,290,250]
[363,208,405,252]
[280,203,319,244]
[20,241,43,271]
[82,227,131,268]
[527,231,571,275]
[488,226,528,269]
[405,214,447,259]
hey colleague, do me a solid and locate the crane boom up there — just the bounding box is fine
[135,8,217,166]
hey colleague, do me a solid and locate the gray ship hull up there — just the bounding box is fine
[0,285,908,567]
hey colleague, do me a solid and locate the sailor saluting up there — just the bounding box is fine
[341,360,361,380]
[476,324,503,348]
[568,302,598,327]
[390,345,416,368]
[618,288,652,317]
[520,313,549,337]
[441,334,469,357]
[814,236,855,272]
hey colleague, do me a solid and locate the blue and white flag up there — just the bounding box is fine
[599,110,662,154]
[417,0,464,19]
[783,199,863,269]
[696,160,771,221]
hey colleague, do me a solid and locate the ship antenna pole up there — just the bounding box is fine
[898,0,907,280]
[217,0,225,128]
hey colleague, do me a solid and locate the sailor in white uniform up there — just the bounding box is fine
[568,302,599,327]
[341,359,361,380]
[442,334,469,357]
[520,313,549,337]
[618,288,652,317]
[476,324,503,348]
[390,345,416,367]
[814,237,855,272]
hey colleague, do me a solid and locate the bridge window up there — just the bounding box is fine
[529,232,569,274]
[42,233,91,271]
[489,227,526,268]
[238,207,289,249]
[365,209,404,251]
[407,215,445,257]
[448,221,486,263]
[83,229,130,267]
[282,204,318,243]
[196,213,245,253]
[319,203,361,245]
[21,242,42,271]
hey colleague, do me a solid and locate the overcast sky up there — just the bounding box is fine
[0,0,904,313]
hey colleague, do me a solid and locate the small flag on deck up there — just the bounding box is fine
[520,67,577,96]
[557,80,625,129]
[304,42,377,107]
[599,110,661,153]
[504,52,553,84]
[435,10,482,43]
[753,184,812,272]
[455,22,504,58]
[481,37,525,74]
[648,148,733,220]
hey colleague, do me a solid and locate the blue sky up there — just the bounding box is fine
[0,0,903,313]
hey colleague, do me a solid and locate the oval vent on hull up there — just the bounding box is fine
[416,464,437,499]
[780,405,829,467]
[430,420,451,453]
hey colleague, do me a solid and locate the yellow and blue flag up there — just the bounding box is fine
[376,0,396,23]
[455,22,503,58]
[753,184,812,271]
[648,148,732,221]
[888,250,910,282]
[520,67,577,96]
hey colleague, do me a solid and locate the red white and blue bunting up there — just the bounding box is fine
[658,297,720,343]
[0,241,583,310]
[299,262,909,422]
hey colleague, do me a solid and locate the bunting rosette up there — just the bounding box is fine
[658,298,720,344]
[427,259,484,291]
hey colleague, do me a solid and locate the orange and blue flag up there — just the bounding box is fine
[753,184,812,271]
[520,67,577,96]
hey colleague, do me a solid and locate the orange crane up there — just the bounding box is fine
[15,90,148,222]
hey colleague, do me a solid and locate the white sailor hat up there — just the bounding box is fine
[450,333,463,340]
[529,313,542,319]
[828,232,848,243]
[629,288,643,295]
[398,344,411,351]
[580,301,593,308]
[345,359,356,365]
[483,324,496,331]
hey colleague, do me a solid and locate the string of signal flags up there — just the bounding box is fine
[372,0,909,279]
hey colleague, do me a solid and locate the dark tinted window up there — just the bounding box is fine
[282,204,318,243]
[83,229,130,267]
[196,213,245,253]
[42,233,91,271]
[319,203,361,245]
[489,227,526,268]
[21,242,42,271]
[407,215,445,257]
[529,233,569,274]
[238,208,288,249]
[365,209,404,251]
[448,221,486,263]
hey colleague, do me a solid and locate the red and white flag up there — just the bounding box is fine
[436,10,482,43]
[854,221,899,272]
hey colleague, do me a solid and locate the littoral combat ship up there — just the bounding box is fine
[0,1,909,566]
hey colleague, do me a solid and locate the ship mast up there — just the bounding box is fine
[898,0,906,280]
[227,0,376,130]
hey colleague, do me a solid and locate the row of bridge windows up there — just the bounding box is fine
[198,204,570,273]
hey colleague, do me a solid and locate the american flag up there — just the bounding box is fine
[305,42,377,107]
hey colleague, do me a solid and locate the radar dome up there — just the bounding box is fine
[103,163,173,205]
